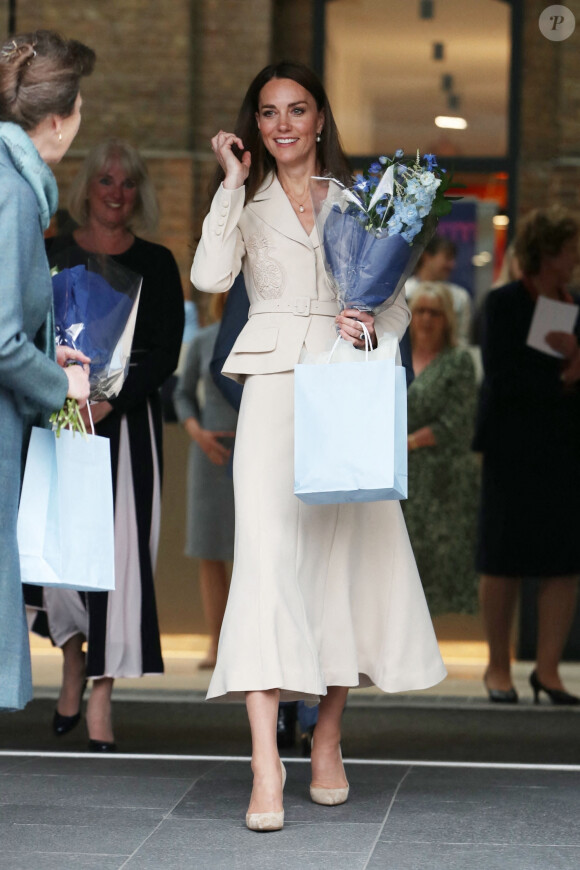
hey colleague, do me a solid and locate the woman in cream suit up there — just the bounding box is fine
[192,62,446,831]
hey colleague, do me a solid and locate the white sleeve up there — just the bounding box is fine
[190,183,247,294]
[374,290,412,343]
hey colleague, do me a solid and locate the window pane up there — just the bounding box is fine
[326,0,510,158]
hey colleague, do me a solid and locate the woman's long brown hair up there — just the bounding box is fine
[208,61,352,206]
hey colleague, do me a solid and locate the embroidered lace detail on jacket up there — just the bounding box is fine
[247,229,285,299]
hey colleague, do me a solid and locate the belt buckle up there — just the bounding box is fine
[294,297,311,316]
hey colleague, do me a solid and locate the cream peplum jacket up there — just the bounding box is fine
[191,173,411,382]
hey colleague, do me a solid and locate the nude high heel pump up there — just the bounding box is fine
[310,744,349,806]
[246,760,286,832]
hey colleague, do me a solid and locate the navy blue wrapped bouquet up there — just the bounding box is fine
[52,255,142,402]
[311,151,456,312]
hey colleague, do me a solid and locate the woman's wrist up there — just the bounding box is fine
[222,176,245,191]
[185,417,201,441]
[408,433,419,450]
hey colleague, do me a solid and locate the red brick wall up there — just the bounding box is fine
[517,0,580,225]
[16,1,191,149]
[11,1,274,293]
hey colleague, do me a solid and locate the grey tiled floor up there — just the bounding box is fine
[0,754,579,869]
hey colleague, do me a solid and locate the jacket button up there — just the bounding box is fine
[215,228,222,236]
[221,199,229,208]
[218,218,225,226]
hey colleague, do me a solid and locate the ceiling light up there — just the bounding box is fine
[441,73,453,91]
[433,42,444,60]
[435,116,468,129]
[493,215,510,228]
[419,1,434,19]
[447,94,461,111]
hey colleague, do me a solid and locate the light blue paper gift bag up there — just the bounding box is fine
[17,427,115,591]
[294,333,407,505]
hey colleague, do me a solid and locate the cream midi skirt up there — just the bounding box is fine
[206,370,447,702]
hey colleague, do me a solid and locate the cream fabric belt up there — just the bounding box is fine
[249,297,338,318]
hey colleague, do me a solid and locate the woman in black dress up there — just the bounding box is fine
[475,206,580,705]
[43,139,184,748]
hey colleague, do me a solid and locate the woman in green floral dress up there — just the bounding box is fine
[403,282,479,616]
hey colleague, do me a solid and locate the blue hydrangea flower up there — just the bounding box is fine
[405,178,422,196]
[336,149,444,243]
[387,213,404,234]
[419,171,441,195]
[414,187,433,205]
[398,203,420,225]
[402,223,422,242]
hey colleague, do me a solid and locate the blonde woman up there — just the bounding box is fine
[404,282,480,616]
[41,139,184,749]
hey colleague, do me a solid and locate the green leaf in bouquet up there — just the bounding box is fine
[433,199,453,217]
[49,398,88,439]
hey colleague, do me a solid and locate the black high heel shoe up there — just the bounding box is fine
[53,709,81,736]
[483,671,518,704]
[529,670,579,706]
[88,739,117,753]
[52,679,88,736]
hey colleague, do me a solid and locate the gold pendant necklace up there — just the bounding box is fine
[284,187,308,213]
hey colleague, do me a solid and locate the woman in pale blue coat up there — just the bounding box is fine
[0,31,94,711]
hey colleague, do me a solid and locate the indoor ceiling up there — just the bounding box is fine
[325,0,511,157]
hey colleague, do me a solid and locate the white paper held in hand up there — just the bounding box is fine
[526,295,579,358]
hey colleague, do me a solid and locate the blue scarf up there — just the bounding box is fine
[0,121,58,230]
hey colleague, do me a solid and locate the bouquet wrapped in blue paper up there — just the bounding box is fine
[52,255,142,402]
[311,151,456,312]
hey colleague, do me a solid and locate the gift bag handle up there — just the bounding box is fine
[86,401,95,435]
[328,320,373,363]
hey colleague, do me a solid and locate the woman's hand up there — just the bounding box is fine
[336,309,377,349]
[197,430,234,466]
[408,426,437,451]
[211,130,251,189]
[185,417,235,466]
[546,331,580,385]
[64,365,90,407]
[56,347,91,368]
[80,401,113,428]
[59,347,91,407]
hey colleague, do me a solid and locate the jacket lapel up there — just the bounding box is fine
[247,174,317,250]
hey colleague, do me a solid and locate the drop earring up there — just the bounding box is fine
[316,132,321,143]
[58,131,62,142]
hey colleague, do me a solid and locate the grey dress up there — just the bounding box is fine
[174,323,238,560]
